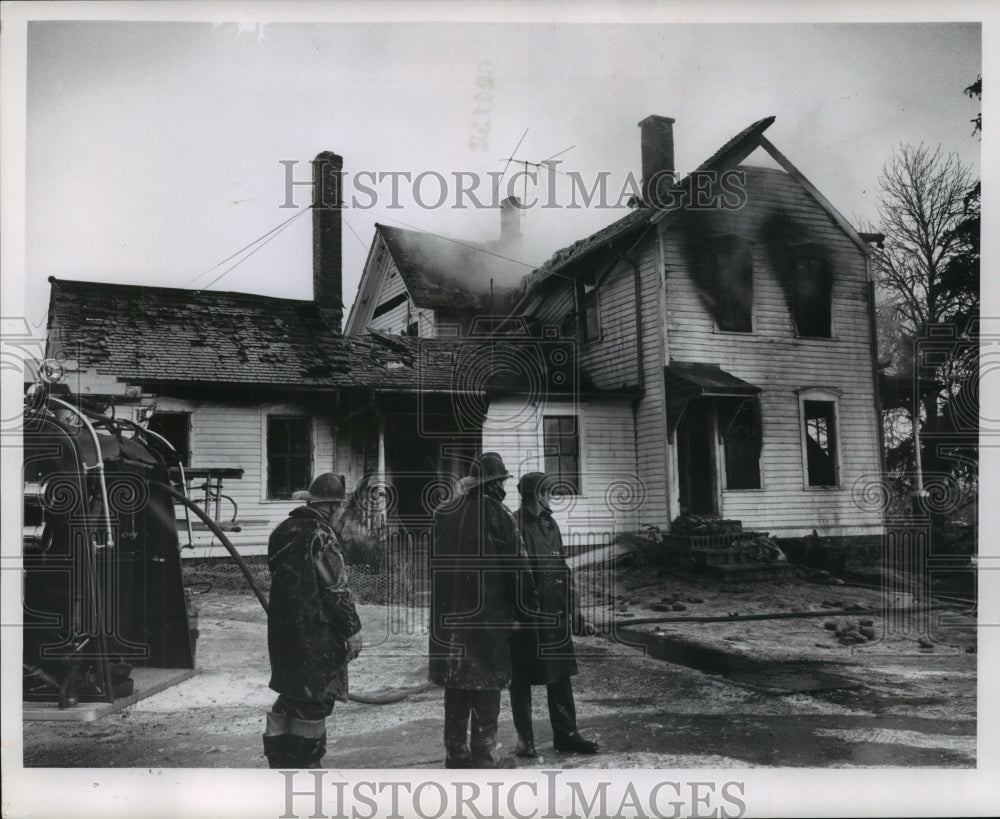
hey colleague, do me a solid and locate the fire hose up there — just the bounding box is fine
[152,481,435,705]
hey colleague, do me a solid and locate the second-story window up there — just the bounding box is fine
[704,235,753,332]
[789,244,833,338]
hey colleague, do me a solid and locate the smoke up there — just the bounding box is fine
[380,219,538,309]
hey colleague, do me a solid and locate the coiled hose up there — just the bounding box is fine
[152,480,434,705]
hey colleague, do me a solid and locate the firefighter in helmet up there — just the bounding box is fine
[262,473,362,769]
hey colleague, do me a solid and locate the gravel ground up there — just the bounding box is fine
[21,561,978,770]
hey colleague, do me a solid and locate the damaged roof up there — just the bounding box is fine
[378,224,527,311]
[523,116,777,289]
[47,277,402,387]
[45,277,573,395]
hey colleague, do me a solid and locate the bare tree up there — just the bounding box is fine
[872,144,974,345]
[871,142,978,527]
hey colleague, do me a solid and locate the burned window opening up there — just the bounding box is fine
[791,251,833,338]
[803,399,838,486]
[721,398,761,490]
[543,414,580,494]
[267,415,312,499]
[706,236,754,332]
[687,233,754,333]
[146,411,192,467]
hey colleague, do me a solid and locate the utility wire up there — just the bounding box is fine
[198,208,309,292]
[185,206,310,287]
[342,213,369,251]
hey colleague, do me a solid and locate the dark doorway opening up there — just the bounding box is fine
[677,399,717,516]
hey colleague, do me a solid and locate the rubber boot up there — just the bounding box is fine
[288,717,328,768]
[263,712,328,768]
[549,679,598,754]
[263,711,294,769]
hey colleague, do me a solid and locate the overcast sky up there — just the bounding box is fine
[13,9,985,328]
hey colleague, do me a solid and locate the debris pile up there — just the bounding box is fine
[669,515,743,536]
[730,532,787,564]
[650,593,703,613]
[822,617,878,646]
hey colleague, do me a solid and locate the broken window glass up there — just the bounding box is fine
[803,400,838,486]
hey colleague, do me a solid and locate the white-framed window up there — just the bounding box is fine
[266,414,313,499]
[797,388,842,488]
[543,414,581,494]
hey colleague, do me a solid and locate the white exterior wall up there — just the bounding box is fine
[149,397,341,557]
[661,166,884,536]
[482,397,640,549]
[368,270,414,335]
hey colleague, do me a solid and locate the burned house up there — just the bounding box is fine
[344,198,527,338]
[343,115,885,548]
[500,115,885,543]
[345,204,645,550]
[45,116,885,560]
[42,154,531,556]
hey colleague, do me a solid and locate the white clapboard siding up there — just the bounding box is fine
[418,309,436,337]
[521,245,671,529]
[177,402,340,555]
[368,266,414,335]
[348,235,400,334]
[528,282,574,326]
[483,397,640,545]
[580,259,641,389]
[661,166,882,536]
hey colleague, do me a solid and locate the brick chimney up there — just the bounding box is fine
[312,151,343,332]
[638,115,675,207]
[500,196,522,252]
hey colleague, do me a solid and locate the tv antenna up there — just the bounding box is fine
[493,128,575,202]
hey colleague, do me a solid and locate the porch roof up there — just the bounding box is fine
[664,361,760,433]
